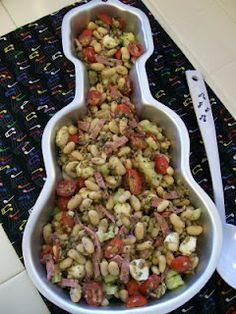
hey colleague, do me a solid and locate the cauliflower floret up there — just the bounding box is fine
[179,236,197,256]
[129,259,149,281]
[114,202,131,216]
[164,232,179,252]
[102,35,119,49]
[67,265,85,279]
[120,32,136,47]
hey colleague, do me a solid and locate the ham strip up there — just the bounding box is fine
[46,257,54,281]
[151,197,162,208]
[95,55,122,66]
[111,255,123,267]
[94,172,106,189]
[98,205,115,223]
[83,226,102,279]
[90,119,106,139]
[105,136,129,154]
[78,121,90,132]
[155,213,169,237]
[109,85,122,100]
[59,279,79,288]
[120,259,130,284]
[162,191,180,200]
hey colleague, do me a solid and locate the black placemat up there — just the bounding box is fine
[0,0,235,313]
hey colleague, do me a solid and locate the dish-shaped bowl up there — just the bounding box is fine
[22,0,222,313]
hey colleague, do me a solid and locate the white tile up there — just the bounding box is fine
[0,2,16,36]
[145,0,215,25]
[2,0,78,27]
[217,0,236,23]
[209,60,236,119]
[149,0,236,73]
[0,224,24,284]
[0,271,50,314]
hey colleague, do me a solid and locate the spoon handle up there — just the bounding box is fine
[186,70,225,223]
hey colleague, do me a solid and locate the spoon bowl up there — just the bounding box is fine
[186,70,236,289]
[217,224,236,287]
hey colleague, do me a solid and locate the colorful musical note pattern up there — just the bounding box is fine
[0,0,235,313]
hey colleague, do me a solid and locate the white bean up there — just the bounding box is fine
[59,257,73,270]
[186,225,203,236]
[85,260,93,277]
[88,210,100,226]
[108,261,120,276]
[169,213,185,229]
[70,285,82,303]
[85,180,100,191]
[67,194,82,210]
[100,260,109,277]
[119,289,128,302]
[130,195,141,211]
[56,126,69,148]
[136,241,152,251]
[157,200,170,212]
[135,222,145,240]
[63,141,75,154]
[158,255,166,273]
[43,224,52,245]
[67,249,86,264]
[90,63,105,71]
[82,236,95,254]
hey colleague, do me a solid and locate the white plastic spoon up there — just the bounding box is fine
[186,70,236,289]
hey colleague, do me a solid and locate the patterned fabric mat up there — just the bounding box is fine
[0,0,235,313]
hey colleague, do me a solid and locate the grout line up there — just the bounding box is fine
[1,1,18,27]
[0,268,25,286]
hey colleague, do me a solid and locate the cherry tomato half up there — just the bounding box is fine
[128,42,144,58]
[170,256,192,273]
[68,134,80,143]
[77,177,86,190]
[130,134,147,150]
[115,48,122,60]
[118,17,126,29]
[56,180,77,197]
[97,13,112,26]
[139,275,161,296]
[154,154,169,174]
[127,169,143,195]
[126,295,147,308]
[87,90,102,106]
[127,279,140,296]
[82,47,96,63]
[83,282,104,306]
[56,197,70,211]
[61,211,75,229]
[104,238,124,259]
[116,103,132,114]
[78,28,93,47]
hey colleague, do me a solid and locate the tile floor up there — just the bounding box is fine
[0,0,235,313]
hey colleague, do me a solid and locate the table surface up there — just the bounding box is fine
[0,0,235,313]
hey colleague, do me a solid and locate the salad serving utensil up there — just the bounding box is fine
[186,70,236,289]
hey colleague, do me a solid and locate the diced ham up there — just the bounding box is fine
[151,197,162,208]
[83,226,102,261]
[95,55,113,66]
[78,121,91,132]
[117,225,127,238]
[46,257,54,281]
[113,136,129,149]
[94,172,106,189]
[92,253,101,279]
[59,279,79,288]
[90,119,106,139]
[98,205,115,223]
[83,226,102,279]
[111,255,123,267]
[155,213,169,237]
[162,191,179,200]
[109,85,122,100]
[128,118,139,129]
[172,206,185,214]
[154,235,164,247]
[119,259,130,284]
[95,55,122,66]
[105,136,129,154]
